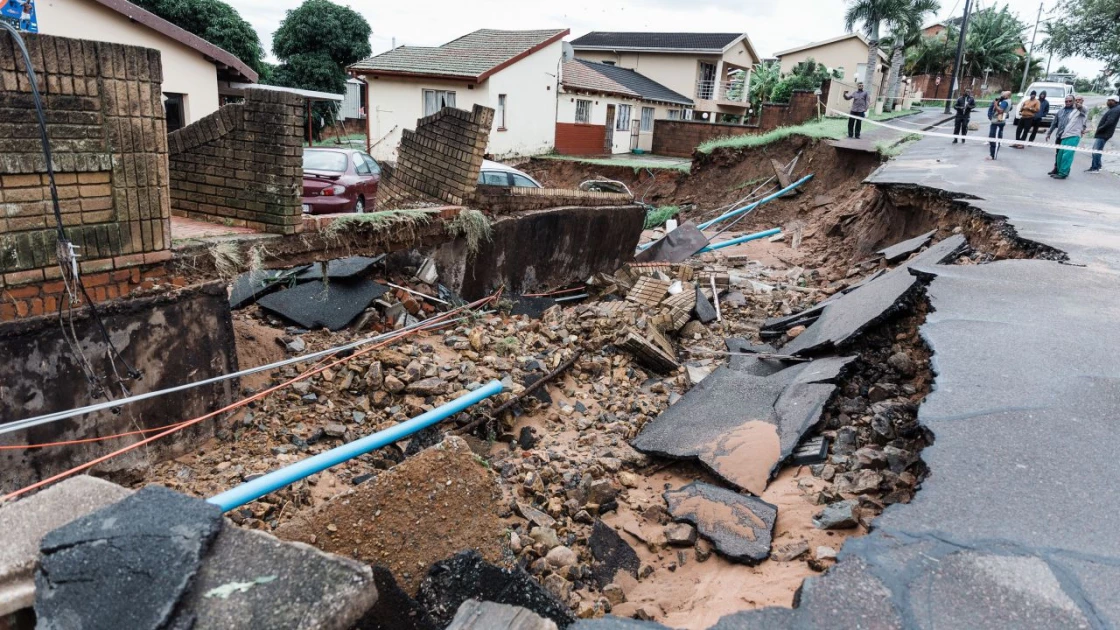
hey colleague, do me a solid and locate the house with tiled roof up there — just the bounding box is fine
[349,29,569,161]
[570,32,761,124]
[558,59,692,154]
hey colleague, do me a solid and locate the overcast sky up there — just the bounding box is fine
[230,0,1105,77]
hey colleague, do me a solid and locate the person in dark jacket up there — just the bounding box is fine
[987,91,1012,160]
[952,90,975,144]
[1029,91,1050,143]
[1087,94,1119,173]
[1012,90,1040,147]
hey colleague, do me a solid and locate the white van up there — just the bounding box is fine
[1011,82,1076,128]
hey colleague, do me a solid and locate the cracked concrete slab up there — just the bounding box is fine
[632,357,853,495]
[257,279,389,331]
[36,485,222,630]
[878,230,936,263]
[783,235,967,355]
[0,476,132,617]
[663,482,777,564]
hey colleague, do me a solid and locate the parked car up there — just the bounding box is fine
[477,160,543,188]
[301,148,381,215]
[1012,82,1076,128]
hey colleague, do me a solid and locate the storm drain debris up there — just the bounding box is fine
[257,279,389,331]
[663,482,777,564]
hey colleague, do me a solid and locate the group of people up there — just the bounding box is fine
[953,88,1120,179]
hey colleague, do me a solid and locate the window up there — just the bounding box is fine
[497,94,507,129]
[602,61,616,66]
[354,153,371,175]
[510,173,538,188]
[163,93,186,132]
[682,107,694,120]
[640,107,655,132]
[575,99,592,124]
[422,89,456,117]
[303,151,348,172]
[479,171,509,186]
[667,109,681,120]
[361,154,381,175]
[616,104,631,131]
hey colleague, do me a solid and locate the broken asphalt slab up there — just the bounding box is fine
[416,551,574,629]
[634,222,709,264]
[588,520,640,588]
[664,482,777,564]
[878,230,936,263]
[228,266,308,310]
[35,485,223,630]
[782,235,967,355]
[257,279,389,331]
[296,256,385,281]
[353,565,437,630]
[632,357,854,495]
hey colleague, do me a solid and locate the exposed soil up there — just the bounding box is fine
[232,316,287,391]
[274,436,507,593]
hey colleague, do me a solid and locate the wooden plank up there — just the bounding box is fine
[771,158,800,196]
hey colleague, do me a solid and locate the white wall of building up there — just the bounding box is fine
[557,89,683,153]
[35,0,221,123]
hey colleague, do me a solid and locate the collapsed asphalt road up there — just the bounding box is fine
[576,126,1120,628]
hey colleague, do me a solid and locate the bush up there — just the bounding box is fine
[770,75,819,104]
[644,206,681,229]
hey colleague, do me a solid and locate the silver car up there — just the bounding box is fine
[477,160,543,188]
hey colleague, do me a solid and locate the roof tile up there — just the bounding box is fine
[351,29,568,80]
[570,32,743,52]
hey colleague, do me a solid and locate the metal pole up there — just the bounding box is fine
[944,0,974,114]
[1019,2,1044,93]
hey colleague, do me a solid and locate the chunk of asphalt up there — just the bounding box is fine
[663,482,777,564]
[878,230,937,263]
[416,551,574,629]
[784,235,967,356]
[257,279,389,331]
[588,520,640,588]
[693,285,718,324]
[760,303,826,335]
[171,526,377,630]
[724,338,783,374]
[634,222,709,264]
[297,256,385,282]
[229,267,308,310]
[353,565,438,630]
[632,358,854,495]
[509,295,558,319]
[36,485,223,630]
[445,599,558,630]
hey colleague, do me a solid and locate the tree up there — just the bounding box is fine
[749,60,782,110]
[1056,65,1072,74]
[844,0,910,91]
[770,59,839,104]
[882,0,941,109]
[961,5,1028,78]
[130,0,266,76]
[906,27,956,75]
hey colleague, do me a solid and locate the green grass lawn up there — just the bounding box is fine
[697,109,922,154]
[535,155,692,173]
[305,132,368,148]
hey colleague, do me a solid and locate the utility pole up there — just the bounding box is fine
[944,0,974,114]
[1019,1,1044,93]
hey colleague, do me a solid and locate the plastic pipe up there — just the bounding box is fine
[697,174,814,231]
[207,380,506,512]
[698,228,781,253]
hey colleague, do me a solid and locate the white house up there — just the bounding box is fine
[557,59,693,154]
[349,29,569,162]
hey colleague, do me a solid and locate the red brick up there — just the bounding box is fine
[110,269,132,282]
[117,281,132,296]
[105,285,119,299]
[112,253,147,269]
[83,272,111,288]
[43,295,58,313]
[91,287,107,302]
[4,284,41,299]
[143,250,172,264]
[80,258,114,274]
[4,269,45,286]
[27,297,44,316]
[140,265,166,280]
[0,302,18,320]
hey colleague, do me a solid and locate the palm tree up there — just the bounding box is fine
[906,27,957,75]
[749,60,782,110]
[844,0,910,95]
[962,6,1029,78]
[882,0,941,109]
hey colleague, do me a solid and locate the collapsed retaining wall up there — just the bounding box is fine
[0,282,238,493]
[0,33,173,319]
[167,88,305,234]
[433,204,646,299]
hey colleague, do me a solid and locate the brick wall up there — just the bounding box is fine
[0,33,173,319]
[167,88,304,234]
[651,91,820,157]
[473,186,633,216]
[376,104,494,208]
[555,122,606,155]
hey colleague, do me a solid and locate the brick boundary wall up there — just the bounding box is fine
[652,91,820,157]
[167,88,305,234]
[473,186,633,216]
[0,32,173,320]
[376,104,494,208]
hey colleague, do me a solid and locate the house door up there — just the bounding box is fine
[698,62,717,100]
[604,105,615,154]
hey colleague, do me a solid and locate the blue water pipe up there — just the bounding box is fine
[207,380,506,512]
[696,174,814,231]
[698,228,781,253]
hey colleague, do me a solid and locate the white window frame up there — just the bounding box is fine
[575,99,592,124]
[616,104,632,131]
[640,106,655,131]
[667,109,681,120]
[422,89,456,117]
[497,94,507,129]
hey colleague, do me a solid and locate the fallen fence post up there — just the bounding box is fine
[697,174,813,231]
[207,380,506,512]
[697,228,782,253]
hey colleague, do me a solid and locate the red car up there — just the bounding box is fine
[301,148,381,215]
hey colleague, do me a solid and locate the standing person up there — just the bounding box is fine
[1047,95,1076,176]
[1086,94,1119,174]
[1048,96,1088,179]
[1029,91,1050,143]
[952,89,976,144]
[987,91,1012,160]
[1012,91,1040,148]
[843,82,869,139]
